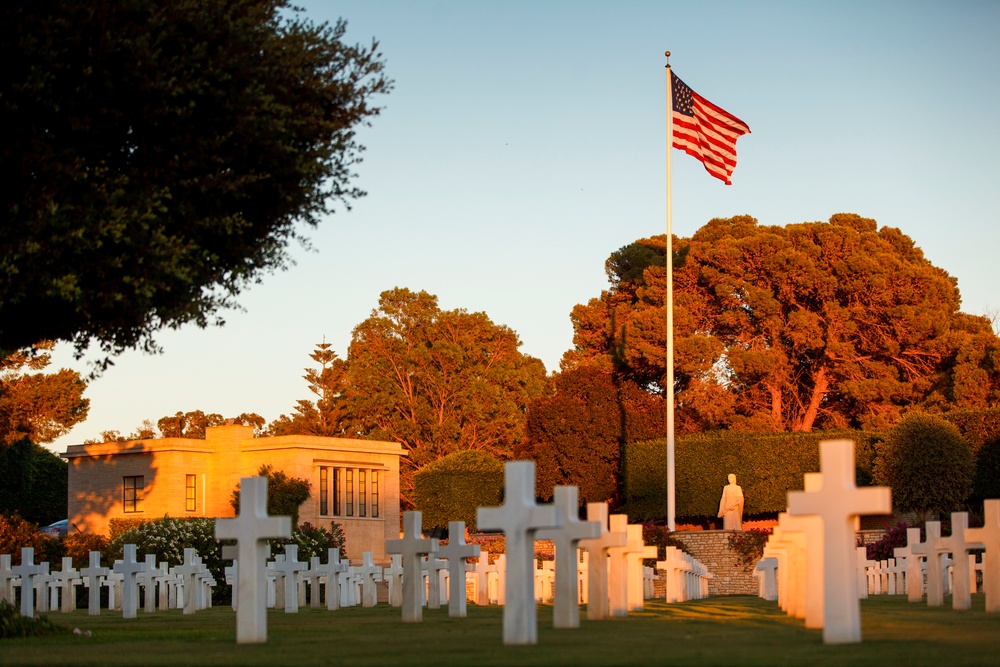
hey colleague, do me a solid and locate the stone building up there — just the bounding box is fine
[62,424,406,562]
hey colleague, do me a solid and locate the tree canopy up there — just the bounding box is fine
[565,214,1000,432]
[0,342,88,448]
[0,0,391,361]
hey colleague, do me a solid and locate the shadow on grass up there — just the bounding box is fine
[1,595,997,666]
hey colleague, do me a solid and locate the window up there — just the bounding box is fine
[359,470,367,518]
[185,474,196,512]
[371,470,379,518]
[123,476,144,513]
[333,467,342,516]
[346,469,354,516]
[319,467,329,516]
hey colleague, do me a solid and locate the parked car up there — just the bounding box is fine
[41,519,68,537]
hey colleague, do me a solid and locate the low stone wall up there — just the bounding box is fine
[670,530,757,596]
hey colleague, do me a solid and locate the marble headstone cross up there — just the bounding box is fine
[787,439,891,644]
[272,545,308,612]
[605,514,635,617]
[966,499,1000,612]
[935,512,984,611]
[536,486,600,628]
[910,521,946,607]
[80,550,108,616]
[580,502,627,619]
[895,528,924,603]
[114,544,147,619]
[11,547,42,617]
[359,552,383,608]
[437,521,480,618]
[215,476,293,643]
[173,548,206,615]
[384,554,404,608]
[52,557,80,613]
[386,511,437,623]
[0,554,15,604]
[477,460,561,645]
[136,555,160,613]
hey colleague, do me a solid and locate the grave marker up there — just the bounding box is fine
[966,499,1000,612]
[787,439,891,644]
[580,503,626,619]
[11,547,41,617]
[386,511,437,623]
[437,521,480,618]
[114,544,147,619]
[536,487,600,628]
[477,460,561,645]
[215,476,293,644]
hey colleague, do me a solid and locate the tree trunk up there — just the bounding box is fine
[795,367,829,432]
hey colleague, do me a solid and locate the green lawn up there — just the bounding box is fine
[1,596,997,666]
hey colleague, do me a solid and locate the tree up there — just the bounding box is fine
[0,342,89,448]
[345,288,548,502]
[874,413,974,519]
[86,411,265,443]
[412,450,504,532]
[566,214,997,432]
[517,365,664,506]
[230,464,311,526]
[268,341,351,437]
[0,0,391,362]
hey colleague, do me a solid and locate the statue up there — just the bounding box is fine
[717,473,744,531]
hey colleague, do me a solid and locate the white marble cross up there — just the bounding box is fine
[0,554,15,605]
[658,545,689,604]
[787,439,891,644]
[51,557,80,613]
[966,499,1000,612]
[437,521,480,618]
[936,512,984,611]
[80,550,108,616]
[911,521,946,607]
[536,487,599,628]
[215,476,293,643]
[605,514,635,617]
[114,544,147,619]
[754,557,779,600]
[580,502,626,619]
[272,545,308,613]
[317,548,348,611]
[135,555,160,613]
[359,552,383,608]
[624,524,658,613]
[781,473,826,629]
[32,562,51,613]
[423,555,447,609]
[12,548,42,617]
[477,460,561,645]
[896,528,924,603]
[386,511,437,623]
[173,548,206,615]
[855,547,874,599]
[384,554,404,608]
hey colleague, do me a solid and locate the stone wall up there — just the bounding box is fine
[670,531,757,596]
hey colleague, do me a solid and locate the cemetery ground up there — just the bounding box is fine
[2,596,997,667]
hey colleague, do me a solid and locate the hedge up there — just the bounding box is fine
[624,429,886,520]
[413,450,504,532]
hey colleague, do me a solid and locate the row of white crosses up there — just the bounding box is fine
[389,461,702,644]
[755,440,893,644]
[0,545,216,619]
[257,544,382,612]
[856,501,999,613]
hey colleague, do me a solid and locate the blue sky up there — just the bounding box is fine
[47,0,1000,451]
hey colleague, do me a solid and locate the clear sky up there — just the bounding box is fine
[46,0,1000,452]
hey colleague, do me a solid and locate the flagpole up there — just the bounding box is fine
[664,51,676,532]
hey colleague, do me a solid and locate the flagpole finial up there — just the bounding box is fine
[665,51,671,68]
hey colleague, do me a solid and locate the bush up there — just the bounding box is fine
[413,450,503,532]
[627,429,885,520]
[0,600,68,638]
[874,413,974,518]
[0,513,51,563]
[866,522,913,561]
[62,532,109,568]
[727,528,773,570]
[274,521,347,561]
[231,465,311,526]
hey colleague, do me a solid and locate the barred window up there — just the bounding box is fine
[359,470,367,518]
[185,474,196,512]
[123,476,144,513]
[333,467,342,516]
[371,470,379,518]
[346,469,354,517]
[319,467,329,516]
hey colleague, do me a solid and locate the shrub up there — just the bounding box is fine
[62,532,109,568]
[274,521,347,561]
[413,450,503,532]
[874,413,974,518]
[0,600,68,638]
[230,465,311,526]
[0,513,49,563]
[727,528,773,570]
[866,522,914,561]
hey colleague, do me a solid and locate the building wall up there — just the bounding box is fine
[64,426,406,564]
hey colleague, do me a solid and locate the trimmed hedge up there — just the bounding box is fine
[413,450,503,532]
[624,429,886,520]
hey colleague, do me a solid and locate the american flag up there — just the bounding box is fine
[671,71,750,185]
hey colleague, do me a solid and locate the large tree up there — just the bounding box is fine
[345,288,548,502]
[566,214,999,432]
[0,342,89,448]
[0,0,391,361]
[268,341,351,437]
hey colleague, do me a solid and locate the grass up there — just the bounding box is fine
[1,595,998,666]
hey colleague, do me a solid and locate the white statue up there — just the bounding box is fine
[718,473,744,531]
